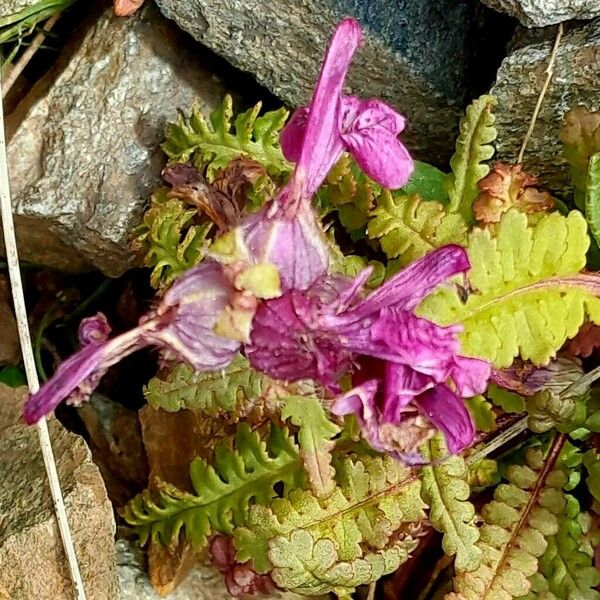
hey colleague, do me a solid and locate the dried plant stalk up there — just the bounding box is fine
[0,76,87,598]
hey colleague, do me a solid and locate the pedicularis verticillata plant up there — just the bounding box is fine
[23,18,600,599]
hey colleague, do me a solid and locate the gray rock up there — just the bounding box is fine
[0,0,41,19]
[6,4,227,275]
[0,384,118,599]
[481,0,600,28]
[116,539,304,600]
[153,0,499,164]
[491,19,600,198]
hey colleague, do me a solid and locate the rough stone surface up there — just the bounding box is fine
[6,4,227,275]
[481,0,600,28]
[491,19,600,198]
[0,384,118,599]
[154,0,503,164]
[116,539,303,600]
[0,0,40,18]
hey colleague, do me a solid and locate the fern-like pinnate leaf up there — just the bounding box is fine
[162,95,290,180]
[539,494,600,599]
[419,209,600,367]
[421,435,482,572]
[586,153,600,248]
[466,396,496,432]
[122,423,303,550]
[583,450,600,503]
[318,154,376,234]
[368,192,467,268]
[234,455,426,597]
[144,354,270,417]
[447,447,567,600]
[134,190,210,289]
[281,395,341,499]
[446,95,497,222]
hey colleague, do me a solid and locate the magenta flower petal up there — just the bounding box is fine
[246,287,352,386]
[381,362,434,422]
[331,380,427,465]
[156,260,241,369]
[348,245,470,316]
[24,325,150,424]
[340,97,413,189]
[414,384,475,454]
[289,18,363,199]
[280,107,308,164]
[450,355,492,397]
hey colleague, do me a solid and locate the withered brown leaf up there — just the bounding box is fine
[163,163,242,233]
[473,162,554,225]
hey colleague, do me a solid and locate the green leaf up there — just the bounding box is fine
[448,447,568,599]
[539,494,600,599]
[400,160,448,202]
[367,191,467,268]
[332,253,386,288]
[234,455,426,597]
[487,384,526,414]
[162,95,290,180]
[527,390,577,434]
[144,354,270,417]
[281,395,341,499]
[419,209,600,367]
[133,190,210,289]
[317,154,376,235]
[121,423,303,550]
[0,365,26,388]
[585,153,600,247]
[421,434,482,572]
[468,458,500,489]
[446,95,497,223]
[466,395,496,432]
[583,450,600,502]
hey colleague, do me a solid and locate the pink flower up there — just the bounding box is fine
[23,261,240,424]
[242,18,413,291]
[22,18,417,426]
[246,246,490,459]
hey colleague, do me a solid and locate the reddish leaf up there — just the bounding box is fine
[566,321,600,358]
[114,0,145,17]
[473,162,554,224]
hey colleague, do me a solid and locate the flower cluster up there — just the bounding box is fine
[23,18,489,461]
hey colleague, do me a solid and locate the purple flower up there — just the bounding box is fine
[22,18,417,427]
[23,261,241,424]
[241,17,413,291]
[246,246,491,458]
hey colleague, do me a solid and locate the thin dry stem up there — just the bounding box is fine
[466,416,529,465]
[2,14,60,97]
[517,23,563,164]
[0,74,87,598]
[367,582,377,600]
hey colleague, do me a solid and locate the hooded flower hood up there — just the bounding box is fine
[241,17,413,291]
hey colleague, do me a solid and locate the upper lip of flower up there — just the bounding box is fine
[279,18,414,207]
